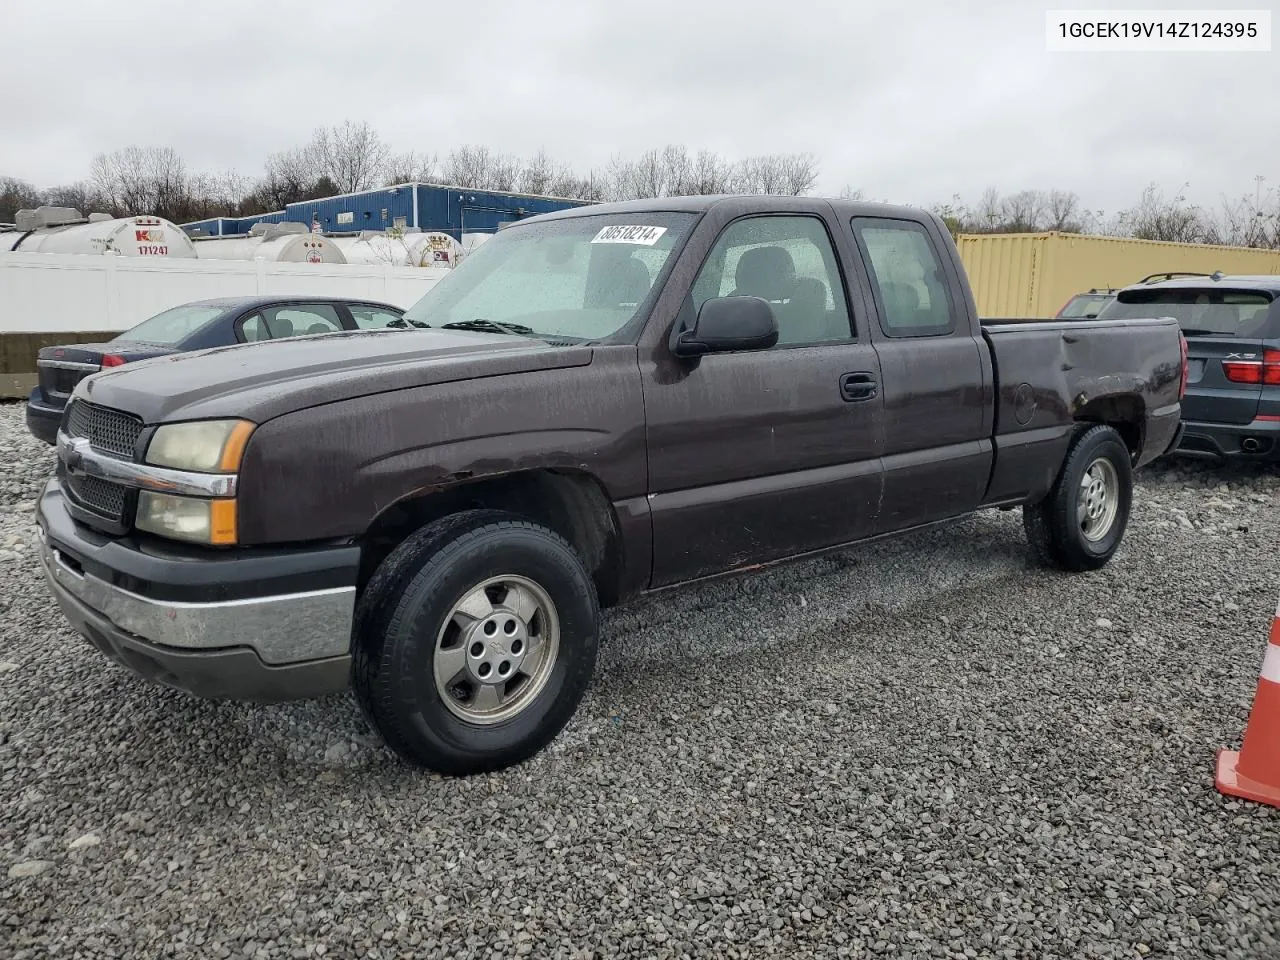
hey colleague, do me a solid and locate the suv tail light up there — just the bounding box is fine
[1179,334,1189,399]
[1222,349,1280,385]
[100,354,127,368]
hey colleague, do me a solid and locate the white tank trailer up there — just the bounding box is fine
[328,231,414,266]
[328,230,465,268]
[1,207,198,258]
[191,222,347,264]
[404,231,464,268]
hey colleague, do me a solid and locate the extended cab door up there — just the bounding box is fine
[847,216,993,532]
[640,205,886,587]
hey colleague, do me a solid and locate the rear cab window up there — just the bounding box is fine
[851,218,955,338]
[1097,289,1277,338]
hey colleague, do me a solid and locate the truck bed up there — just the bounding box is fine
[978,315,1184,505]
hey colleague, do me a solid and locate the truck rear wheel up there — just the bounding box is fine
[1023,424,1133,572]
[352,510,598,774]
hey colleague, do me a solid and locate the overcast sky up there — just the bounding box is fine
[1,0,1277,215]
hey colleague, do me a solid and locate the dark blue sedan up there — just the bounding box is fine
[26,295,411,445]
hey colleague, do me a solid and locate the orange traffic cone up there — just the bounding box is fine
[1215,597,1280,809]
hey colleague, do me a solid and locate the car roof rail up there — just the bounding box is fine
[1139,271,1219,284]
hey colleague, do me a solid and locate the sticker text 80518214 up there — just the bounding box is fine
[591,225,667,246]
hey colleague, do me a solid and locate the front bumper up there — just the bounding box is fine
[25,388,65,446]
[36,479,360,702]
[1174,416,1280,463]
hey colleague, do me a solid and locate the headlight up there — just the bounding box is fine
[146,420,254,473]
[137,492,237,545]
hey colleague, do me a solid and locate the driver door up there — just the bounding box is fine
[641,212,886,587]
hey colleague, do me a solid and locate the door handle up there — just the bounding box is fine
[840,372,878,402]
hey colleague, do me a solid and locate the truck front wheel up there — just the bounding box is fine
[1023,424,1133,572]
[352,510,599,774]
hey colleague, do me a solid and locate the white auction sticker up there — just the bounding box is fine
[591,225,667,246]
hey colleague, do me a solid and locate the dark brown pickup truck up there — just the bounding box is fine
[36,195,1187,774]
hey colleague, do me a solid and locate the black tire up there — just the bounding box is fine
[1023,424,1133,572]
[352,509,598,775]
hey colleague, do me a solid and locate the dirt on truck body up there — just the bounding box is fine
[36,194,1187,773]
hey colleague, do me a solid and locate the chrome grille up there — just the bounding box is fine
[65,401,143,459]
[64,471,128,521]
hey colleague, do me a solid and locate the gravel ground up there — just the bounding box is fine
[1,401,1278,959]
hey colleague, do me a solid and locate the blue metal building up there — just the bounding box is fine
[286,184,592,239]
[183,184,592,239]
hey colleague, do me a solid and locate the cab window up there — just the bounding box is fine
[853,219,955,338]
[690,215,853,345]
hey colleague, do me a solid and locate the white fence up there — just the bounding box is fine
[0,252,447,335]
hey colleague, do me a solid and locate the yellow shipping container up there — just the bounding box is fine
[957,232,1280,319]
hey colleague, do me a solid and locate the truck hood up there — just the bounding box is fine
[76,328,595,424]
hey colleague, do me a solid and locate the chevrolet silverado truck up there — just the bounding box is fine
[35,196,1187,775]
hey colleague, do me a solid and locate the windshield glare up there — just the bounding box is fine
[1096,289,1275,337]
[116,304,224,345]
[401,213,696,341]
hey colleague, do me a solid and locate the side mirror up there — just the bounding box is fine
[673,296,779,358]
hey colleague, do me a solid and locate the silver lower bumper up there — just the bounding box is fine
[38,534,356,666]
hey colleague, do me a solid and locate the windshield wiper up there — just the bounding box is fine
[440,319,537,337]
[386,317,431,329]
[1180,328,1230,337]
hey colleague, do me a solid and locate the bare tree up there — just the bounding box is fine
[691,150,737,195]
[628,149,668,199]
[254,145,327,210]
[89,146,190,220]
[731,153,818,196]
[518,149,576,196]
[1117,183,1210,244]
[1045,190,1083,232]
[551,170,609,202]
[1209,180,1280,249]
[838,185,865,201]
[0,176,42,221]
[40,181,100,215]
[974,188,1002,231]
[441,145,520,191]
[383,150,439,186]
[778,153,819,196]
[734,155,784,195]
[311,121,389,194]
[998,190,1047,233]
[187,169,252,218]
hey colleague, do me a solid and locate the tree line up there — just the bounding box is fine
[0,120,819,226]
[930,180,1280,249]
[2,119,1277,249]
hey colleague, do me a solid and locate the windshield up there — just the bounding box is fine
[401,212,697,341]
[1058,294,1114,318]
[115,303,225,345]
[1096,289,1275,337]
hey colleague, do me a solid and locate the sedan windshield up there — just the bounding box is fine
[401,212,697,341]
[115,303,225,345]
[1096,289,1275,337]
